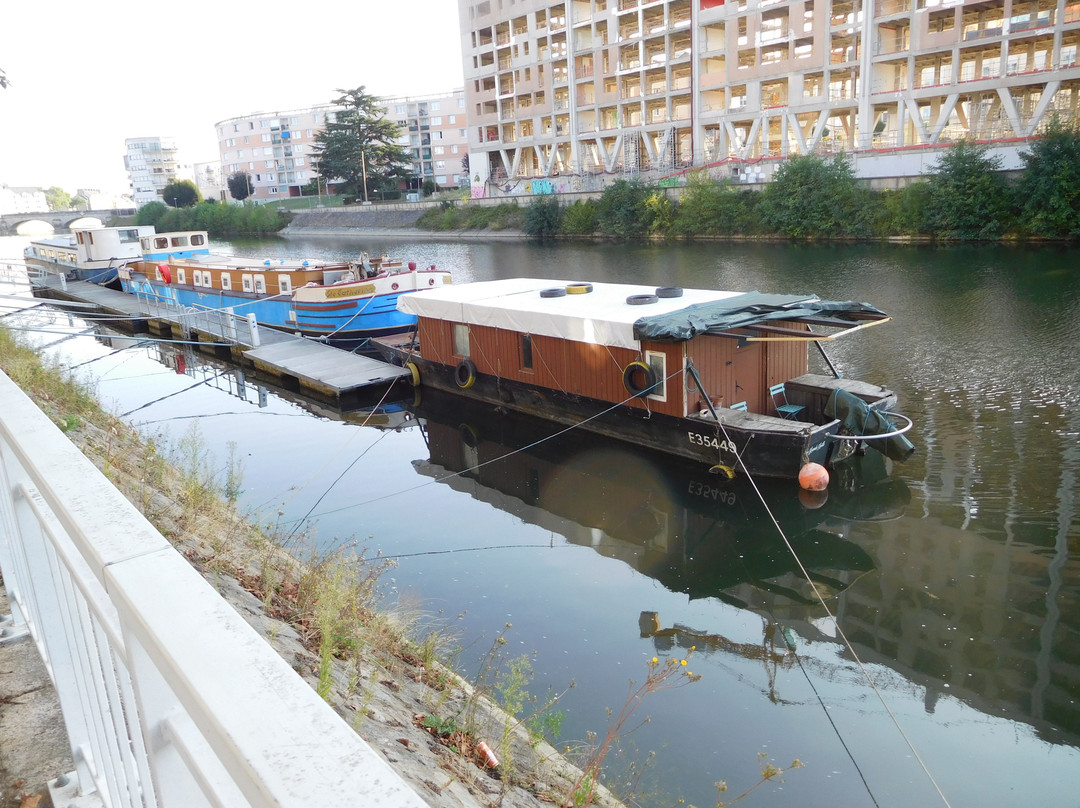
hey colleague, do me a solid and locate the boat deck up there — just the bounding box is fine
[28,275,409,403]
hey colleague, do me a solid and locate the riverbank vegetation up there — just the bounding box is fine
[133,199,285,236]
[424,122,1080,243]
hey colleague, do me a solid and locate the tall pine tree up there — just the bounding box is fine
[312,87,412,199]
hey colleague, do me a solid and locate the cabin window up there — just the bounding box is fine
[119,229,140,243]
[77,232,85,244]
[154,237,169,249]
[453,323,470,357]
[192,270,202,287]
[170,236,189,248]
[191,234,205,246]
[242,274,254,292]
[278,274,292,294]
[221,273,232,291]
[521,334,533,370]
[254,275,267,294]
[176,268,186,285]
[645,350,667,402]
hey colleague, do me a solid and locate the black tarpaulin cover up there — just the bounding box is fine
[632,292,887,343]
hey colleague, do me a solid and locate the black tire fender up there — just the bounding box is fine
[623,360,656,397]
[455,358,478,389]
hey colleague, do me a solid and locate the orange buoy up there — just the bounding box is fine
[798,462,830,491]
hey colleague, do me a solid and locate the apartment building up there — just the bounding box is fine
[216,108,331,203]
[457,0,1080,195]
[124,137,182,206]
[385,91,471,191]
[0,185,47,214]
[216,92,469,203]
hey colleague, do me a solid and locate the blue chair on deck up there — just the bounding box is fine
[769,383,805,420]
[730,401,747,412]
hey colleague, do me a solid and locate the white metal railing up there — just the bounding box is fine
[129,287,263,348]
[0,370,425,808]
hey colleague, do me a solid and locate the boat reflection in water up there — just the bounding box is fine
[411,390,910,611]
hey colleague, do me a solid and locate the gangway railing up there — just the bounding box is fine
[0,369,425,808]
[128,287,263,348]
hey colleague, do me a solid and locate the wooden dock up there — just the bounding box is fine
[29,275,409,404]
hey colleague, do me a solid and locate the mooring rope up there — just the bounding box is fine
[695,368,953,808]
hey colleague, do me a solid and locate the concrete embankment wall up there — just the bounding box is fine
[281,207,528,240]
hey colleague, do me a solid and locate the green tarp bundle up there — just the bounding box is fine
[632,292,887,343]
[825,388,915,463]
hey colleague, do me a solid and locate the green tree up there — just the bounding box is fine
[596,179,655,239]
[877,182,933,236]
[134,201,168,227]
[227,172,253,201]
[559,200,598,235]
[921,139,1010,240]
[672,172,760,236]
[1017,116,1080,238]
[758,153,868,238]
[44,187,73,211]
[523,196,562,238]
[161,180,201,208]
[313,86,412,200]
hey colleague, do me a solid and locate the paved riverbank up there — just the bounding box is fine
[0,582,72,808]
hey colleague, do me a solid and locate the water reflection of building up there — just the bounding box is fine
[413,390,1080,748]
[842,388,1080,746]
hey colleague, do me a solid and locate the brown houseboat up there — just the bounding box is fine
[390,278,914,481]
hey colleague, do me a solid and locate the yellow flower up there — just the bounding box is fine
[681,659,687,666]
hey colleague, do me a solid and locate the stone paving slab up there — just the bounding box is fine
[0,581,72,808]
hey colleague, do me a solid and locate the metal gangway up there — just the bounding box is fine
[0,369,425,808]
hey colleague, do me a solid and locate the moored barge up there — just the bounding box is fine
[389,278,914,481]
[117,230,451,350]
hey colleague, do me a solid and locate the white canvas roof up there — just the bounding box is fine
[397,278,742,350]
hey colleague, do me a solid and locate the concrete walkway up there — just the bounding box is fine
[0,580,71,808]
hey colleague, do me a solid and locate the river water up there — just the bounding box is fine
[2,234,1078,808]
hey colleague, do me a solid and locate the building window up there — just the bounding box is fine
[453,323,470,356]
[645,350,667,402]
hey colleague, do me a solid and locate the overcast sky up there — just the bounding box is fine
[0,1,465,194]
